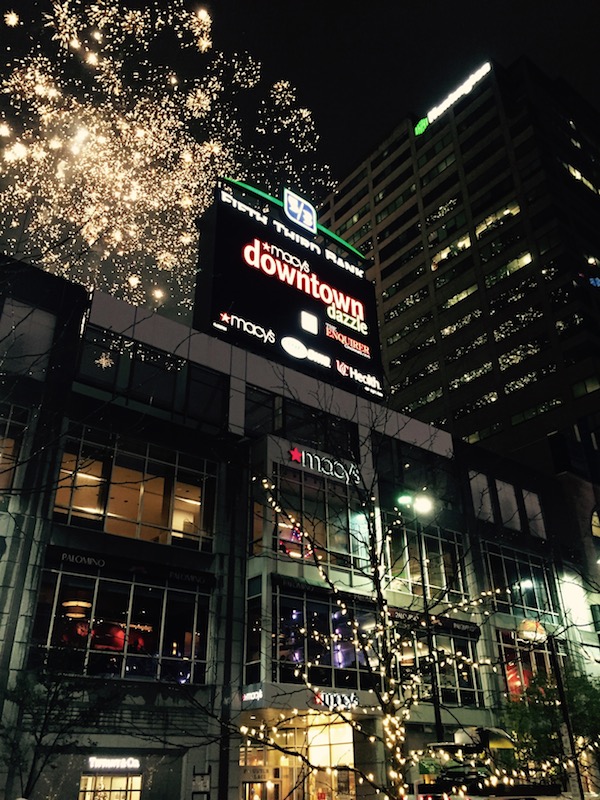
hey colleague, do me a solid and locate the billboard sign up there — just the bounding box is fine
[201,180,383,398]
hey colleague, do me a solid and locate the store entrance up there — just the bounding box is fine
[243,780,280,800]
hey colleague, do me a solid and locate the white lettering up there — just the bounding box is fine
[88,756,141,770]
[272,220,322,254]
[220,189,268,226]
[242,689,264,702]
[299,450,361,485]
[324,249,365,278]
[335,361,383,396]
[427,62,491,124]
[219,312,275,345]
[61,553,106,568]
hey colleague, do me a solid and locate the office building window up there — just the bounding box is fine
[440,309,482,338]
[0,298,56,380]
[30,558,210,683]
[475,201,521,239]
[449,362,493,391]
[469,472,546,539]
[591,510,600,539]
[435,632,484,706]
[431,233,471,271]
[54,424,217,551]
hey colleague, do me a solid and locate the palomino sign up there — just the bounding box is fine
[289,446,360,485]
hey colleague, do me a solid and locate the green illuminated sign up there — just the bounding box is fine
[414,117,429,136]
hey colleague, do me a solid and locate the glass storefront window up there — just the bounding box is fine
[389,519,465,601]
[78,773,142,800]
[485,544,559,621]
[31,559,210,683]
[271,465,360,568]
[273,592,380,691]
[0,405,28,495]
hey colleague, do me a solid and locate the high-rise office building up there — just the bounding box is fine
[320,58,600,484]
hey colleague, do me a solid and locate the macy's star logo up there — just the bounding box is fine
[289,447,302,463]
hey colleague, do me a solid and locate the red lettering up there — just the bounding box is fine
[242,239,365,321]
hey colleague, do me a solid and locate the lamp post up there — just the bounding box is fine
[397,493,444,742]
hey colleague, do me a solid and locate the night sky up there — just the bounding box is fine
[209,0,600,181]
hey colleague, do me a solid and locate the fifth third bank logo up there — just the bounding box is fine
[283,188,317,234]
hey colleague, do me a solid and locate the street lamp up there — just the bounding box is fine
[396,492,444,741]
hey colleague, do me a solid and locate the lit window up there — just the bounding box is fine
[475,201,520,238]
[592,510,600,539]
[54,427,216,550]
[271,464,365,569]
[440,309,482,337]
[431,232,471,271]
[0,405,28,493]
[504,373,537,393]
[563,161,598,194]
[79,774,142,800]
[498,342,542,370]
[511,398,562,425]
[573,376,600,398]
[484,251,532,288]
[442,283,477,310]
[449,362,492,390]
[493,308,543,341]
[31,565,209,683]
[403,387,443,413]
[487,546,559,621]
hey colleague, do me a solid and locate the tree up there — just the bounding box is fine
[0,667,124,799]
[501,666,600,791]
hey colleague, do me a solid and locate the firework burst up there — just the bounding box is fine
[0,0,332,317]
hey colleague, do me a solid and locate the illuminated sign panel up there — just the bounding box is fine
[289,446,360,485]
[88,757,141,770]
[284,188,317,234]
[200,181,383,398]
[414,62,492,135]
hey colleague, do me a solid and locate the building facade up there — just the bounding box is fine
[319,58,600,477]
[319,58,600,635]
[2,256,599,799]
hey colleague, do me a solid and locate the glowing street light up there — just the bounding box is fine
[396,491,443,740]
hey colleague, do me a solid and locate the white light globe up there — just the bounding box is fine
[413,495,433,515]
